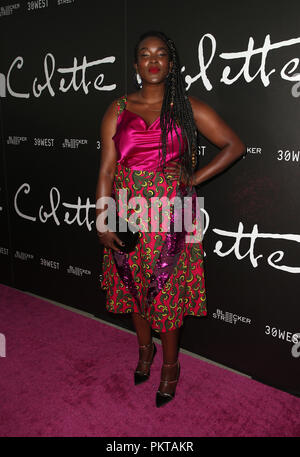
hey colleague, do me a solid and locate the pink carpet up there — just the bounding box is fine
[0,283,299,437]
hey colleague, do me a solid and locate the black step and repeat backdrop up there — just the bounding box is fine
[0,0,299,394]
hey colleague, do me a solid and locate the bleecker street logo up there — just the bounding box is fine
[62,139,88,149]
[0,3,20,17]
[212,308,251,325]
[67,265,91,277]
[7,136,27,145]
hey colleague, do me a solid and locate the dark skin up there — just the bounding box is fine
[96,36,245,396]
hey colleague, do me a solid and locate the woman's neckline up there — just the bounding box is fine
[122,94,161,129]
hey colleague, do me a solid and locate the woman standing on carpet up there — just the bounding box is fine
[95,30,245,407]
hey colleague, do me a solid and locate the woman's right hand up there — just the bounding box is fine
[97,231,125,252]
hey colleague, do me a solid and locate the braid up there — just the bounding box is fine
[134,30,200,188]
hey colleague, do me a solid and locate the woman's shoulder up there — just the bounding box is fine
[103,94,128,120]
[111,93,127,108]
[188,95,210,110]
[187,95,216,121]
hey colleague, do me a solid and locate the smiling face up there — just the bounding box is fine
[134,36,173,85]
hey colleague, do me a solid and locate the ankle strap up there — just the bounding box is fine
[162,360,179,368]
[139,342,153,350]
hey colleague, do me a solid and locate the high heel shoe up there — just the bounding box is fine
[134,341,157,385]
[156,360,180,408]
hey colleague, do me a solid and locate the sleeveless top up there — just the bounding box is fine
[112,94,187,171]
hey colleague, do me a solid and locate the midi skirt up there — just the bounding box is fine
[100,162,207,333]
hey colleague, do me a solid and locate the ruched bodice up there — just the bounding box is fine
[112,98,187,171]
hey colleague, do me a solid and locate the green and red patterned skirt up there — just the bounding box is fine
[100,162,207,333]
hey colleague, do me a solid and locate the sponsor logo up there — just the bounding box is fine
[62,138,88,149]
[265,325,300,344]
[33,138,54,147]
[0,3,20,17]
[67,265,91,276]
[27,0,49,11]
[57,0,75,5]
[7,136,27,145]
[291,333,300,359]
[40,258,60,269]
[277,149,300,163]
[14,251,34,260]
[291,72,300,98]
[212,308,251,325]
[246,147,262,155]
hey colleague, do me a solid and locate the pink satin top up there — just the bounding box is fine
[112,98,187,171]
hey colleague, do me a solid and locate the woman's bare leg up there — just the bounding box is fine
[131,312,154,371]
[158,327,181,395]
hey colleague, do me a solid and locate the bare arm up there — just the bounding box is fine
[95,99,124,252]
[189,96,246,185]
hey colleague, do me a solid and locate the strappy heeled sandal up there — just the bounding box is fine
[156,360,180,407]
[134,341,157,385]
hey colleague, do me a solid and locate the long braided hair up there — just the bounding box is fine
[133,30,200,187]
